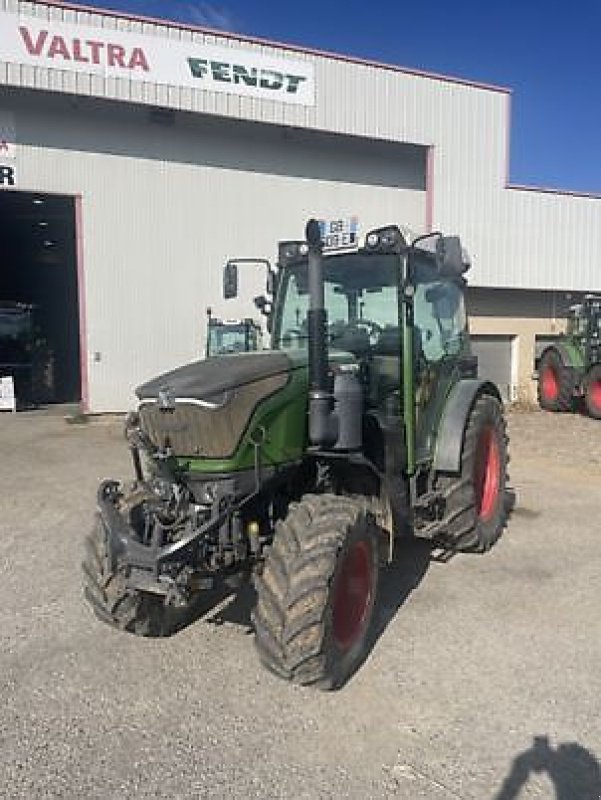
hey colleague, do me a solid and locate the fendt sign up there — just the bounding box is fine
[0,12,315,106]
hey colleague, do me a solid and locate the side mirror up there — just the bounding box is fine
[436,236,466,277]
[223,261,238,299]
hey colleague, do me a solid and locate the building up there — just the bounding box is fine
[1,0,600,411]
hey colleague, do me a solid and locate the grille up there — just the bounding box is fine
[138,373,287,458]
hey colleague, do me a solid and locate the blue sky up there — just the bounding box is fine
[64,0,601,194]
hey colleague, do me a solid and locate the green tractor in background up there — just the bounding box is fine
[205,307,262,357]
[83,219,509,690]
[537,295,601,419]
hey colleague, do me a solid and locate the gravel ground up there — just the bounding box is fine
[0,407,600,799]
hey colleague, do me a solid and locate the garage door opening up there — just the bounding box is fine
[471,334,517,404]
[0,190,81,407]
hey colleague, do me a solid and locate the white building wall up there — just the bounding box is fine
[6,1,599,294]
[0,0,516,289]
[7,91,425,410]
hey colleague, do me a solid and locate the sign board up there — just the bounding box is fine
[0,376,16,412]
[0,110,16,189]
[0,12,315,106]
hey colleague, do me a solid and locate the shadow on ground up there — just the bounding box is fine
[493,735,601,800]
[168,536,433,688]
[165,488,515,686]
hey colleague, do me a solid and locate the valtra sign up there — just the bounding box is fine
[0,11,315,106]
[18,26,150,72]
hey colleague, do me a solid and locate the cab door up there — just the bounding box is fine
[413,275,470,464]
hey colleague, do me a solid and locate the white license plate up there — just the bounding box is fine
[319,217,359,251]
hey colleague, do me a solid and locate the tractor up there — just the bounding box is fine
[537,294,601,419]
[205,307,262,357]
[83,220,509,690]
[0,301,51,407]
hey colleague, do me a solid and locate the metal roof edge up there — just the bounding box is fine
[507,183,601,202]
[29,0,512,95]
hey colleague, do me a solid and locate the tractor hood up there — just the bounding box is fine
[136,351,293,402]
[135,349,356,462]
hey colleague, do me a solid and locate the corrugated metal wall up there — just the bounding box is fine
[1,0,510,288]
[2,1,601,408]
[4,89,425,410]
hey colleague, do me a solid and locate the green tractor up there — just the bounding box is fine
[83,220,509,689]
[205,307,262,357]
[537,295,601,419]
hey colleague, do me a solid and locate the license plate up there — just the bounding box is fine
[319,217,359,252]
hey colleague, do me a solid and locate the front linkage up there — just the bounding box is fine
[84,413,286,632]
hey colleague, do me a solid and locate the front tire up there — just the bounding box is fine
[537,350,575,412]
[253,494,379,690]
[82,514,171,636]
[435,393,508,553]
[584,365,601,419]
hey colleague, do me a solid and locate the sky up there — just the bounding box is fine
[60,0,601,195]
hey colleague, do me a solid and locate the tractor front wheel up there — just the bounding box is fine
[253,494,379,690]
[83,515,173,636]
[537,350,575,412]
[584,365,601,419]
[436,393,508,553]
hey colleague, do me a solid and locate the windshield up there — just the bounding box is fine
[273,253,400,354]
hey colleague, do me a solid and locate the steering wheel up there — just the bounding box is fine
[354,318,383,344]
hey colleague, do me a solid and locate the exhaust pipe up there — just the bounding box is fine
[305,219,337,447]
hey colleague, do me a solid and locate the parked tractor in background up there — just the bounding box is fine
[205,307,262,357]
[0,302,52,407]
[537,295,601,419]
[83,219,509,690]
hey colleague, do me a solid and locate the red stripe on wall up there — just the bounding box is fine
[74,195,89,413]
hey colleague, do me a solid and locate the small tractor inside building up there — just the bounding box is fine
[537,294,601,419]
[83,220,509,689]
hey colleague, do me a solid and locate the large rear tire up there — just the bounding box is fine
[435,393,508,553]
[584,365,601,419]
[537,349,575,412]
[82,514,172,636]
[253,494,379,690]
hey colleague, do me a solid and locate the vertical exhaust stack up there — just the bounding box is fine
[305,219,337,447]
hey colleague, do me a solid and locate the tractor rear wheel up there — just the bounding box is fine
[584,365,601,419]
[83,514,172,636]
[435,393,508,553]
[537,349,575,412]
[253,494,379,690]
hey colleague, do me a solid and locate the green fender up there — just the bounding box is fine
[433,379,502,474]
[540,340,585,370]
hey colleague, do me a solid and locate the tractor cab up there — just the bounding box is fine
[226,223,475,470]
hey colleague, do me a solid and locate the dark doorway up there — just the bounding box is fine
[0,190,80,405]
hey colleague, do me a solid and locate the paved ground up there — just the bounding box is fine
[0,408,600,799]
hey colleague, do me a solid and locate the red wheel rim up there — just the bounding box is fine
[590,379,601,411]
[474,427,501,522]
[541,366,559,401]
[332,540,373,652]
